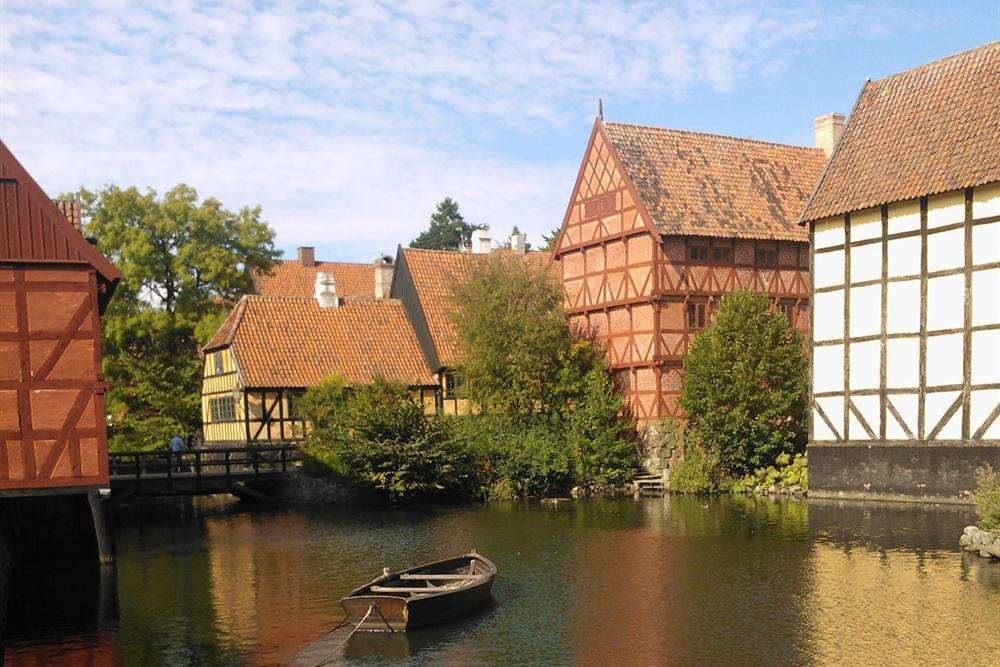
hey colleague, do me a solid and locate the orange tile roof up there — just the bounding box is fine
[204,295,434,388]
[801,42,1000,222]
[253,260,374,298]
[401,248,554,368]
[603,122,826,241]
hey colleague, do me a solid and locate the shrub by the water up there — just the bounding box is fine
[302,378,474,502]
[731,452,808,494]
[680,290,808,478]
[449,414,572,500]
[975,465,1000,531]
[668,445,728,494]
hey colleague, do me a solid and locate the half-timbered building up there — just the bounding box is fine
[0,139,121,494]
[552,119,827,423]
[802,43,1000,501]
[200,293,435,445]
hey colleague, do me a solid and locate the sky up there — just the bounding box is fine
[1,1,998,262]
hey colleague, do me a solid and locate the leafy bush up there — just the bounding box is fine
[448,414,572,500]
[302,379,474,502]
[731,452,808,494]
[668,445,728,494]
[975,465,1000,531]
[566,357,637,487]
[680,290,808,477]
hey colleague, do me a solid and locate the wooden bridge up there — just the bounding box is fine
[108,444,303,502]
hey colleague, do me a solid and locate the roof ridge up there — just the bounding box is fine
[868,40,999,85]
[277,258,373,267]
[603,121,823,153]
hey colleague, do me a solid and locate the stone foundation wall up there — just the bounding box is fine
[808,444,1000,503]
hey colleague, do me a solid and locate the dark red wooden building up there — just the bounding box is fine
[0,139,120,493]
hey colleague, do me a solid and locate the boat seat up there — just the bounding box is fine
[398,574,486,581]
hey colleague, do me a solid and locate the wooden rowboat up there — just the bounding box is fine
[340,552,497,632]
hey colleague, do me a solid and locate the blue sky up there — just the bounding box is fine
[1,1,997,262]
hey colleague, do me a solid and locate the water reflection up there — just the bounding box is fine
[3,496,999,665]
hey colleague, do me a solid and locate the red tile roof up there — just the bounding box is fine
[603,122,826,241]
[801,42,1000,222]
[401,248,554,368]
[253,260,374,298]
[204,295,434,388]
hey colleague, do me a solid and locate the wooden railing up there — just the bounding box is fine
[108,444,303,494]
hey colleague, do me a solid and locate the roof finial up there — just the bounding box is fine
[598,98,604,121]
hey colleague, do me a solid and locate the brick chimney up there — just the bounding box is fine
[297,246,316,267]
[814,113,846,158]
[471,229,492,254]
[314,272,338,308]
[373,254,394,299]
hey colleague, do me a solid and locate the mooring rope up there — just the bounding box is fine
[313,603,394,666]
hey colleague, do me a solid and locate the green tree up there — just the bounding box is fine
[567,353,637,487]
[410,197,487,250]
[541,226,562,251]
[680,290,808,477]
[451,255,569,415]
[71,184,279,450]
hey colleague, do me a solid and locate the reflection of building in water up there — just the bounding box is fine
[206,512,336,666]
[567,497,815,665]
[807,543,1000,662]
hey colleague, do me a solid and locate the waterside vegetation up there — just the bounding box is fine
[667,290,810,495]
[302,256,638,502]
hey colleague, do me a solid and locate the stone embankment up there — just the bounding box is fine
[274,473,367,504]
[960,526,1000,559]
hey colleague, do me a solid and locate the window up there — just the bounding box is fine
[781,302,795,324]
[583,194,616,219]
[211,351,224,375]
[687,303,707,330]
[285,391,303,418]
[444,373,463,399]
[689,245,708,261]
[756,248,777,266]
[209,396,236,422]
[713,246,731,263]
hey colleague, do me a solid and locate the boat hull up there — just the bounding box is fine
[340,553,496,632]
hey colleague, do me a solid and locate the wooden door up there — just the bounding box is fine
[0,264,109,489]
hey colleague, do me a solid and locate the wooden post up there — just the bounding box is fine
[87,488,114,566]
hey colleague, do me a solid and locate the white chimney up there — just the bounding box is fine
[814,113,846,158]
[315,272,338,308]
[373,254,394,299]
[471,229,492,254]
[298,246,316,267]
[510,231,526,255]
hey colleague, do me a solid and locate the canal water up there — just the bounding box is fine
[3,495,999,665]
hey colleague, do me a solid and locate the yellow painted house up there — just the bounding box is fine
[200,241,554,443]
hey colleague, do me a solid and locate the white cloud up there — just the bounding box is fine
[0,1,914,259]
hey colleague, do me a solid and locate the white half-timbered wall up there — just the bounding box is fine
[810,183,1000,445]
